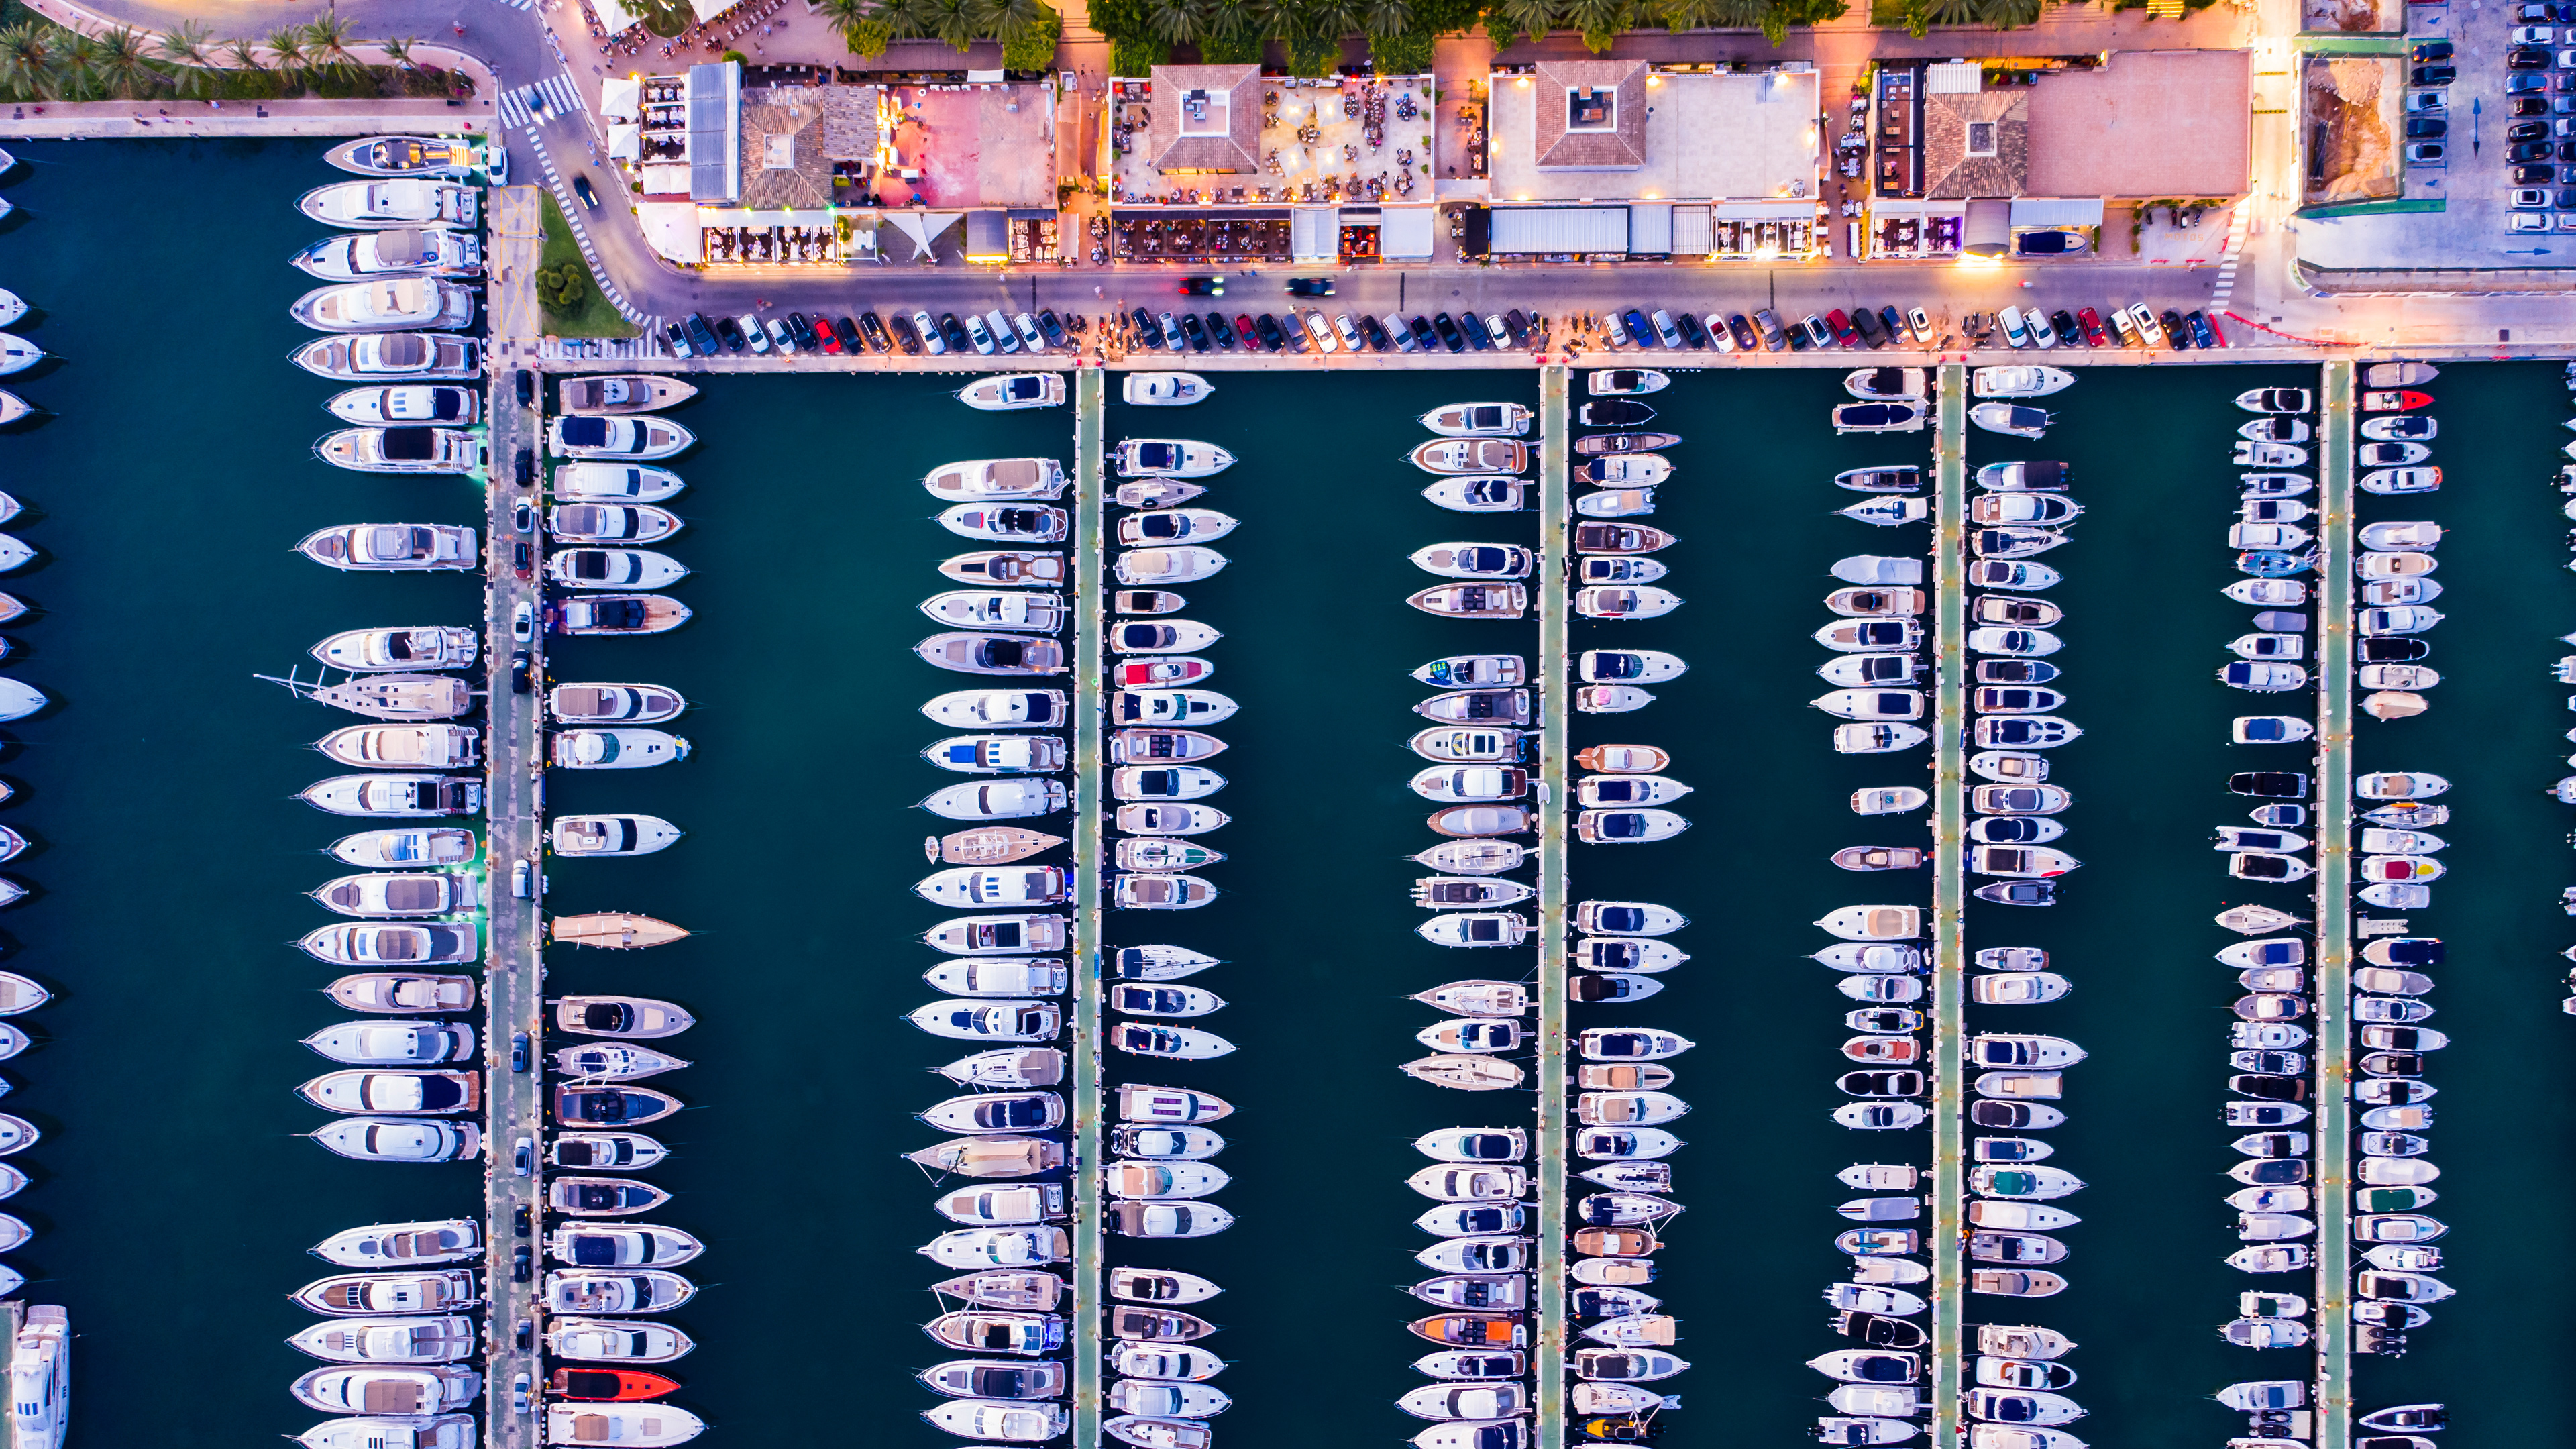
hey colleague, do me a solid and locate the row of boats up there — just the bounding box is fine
[1809,370,2090,1449]
[904,374,1242,1449]
[0,163,71,1449]
[2556,363,2576,1024]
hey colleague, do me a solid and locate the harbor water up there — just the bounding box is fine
[4,136,2575,1448]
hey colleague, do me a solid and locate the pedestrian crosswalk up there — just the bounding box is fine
[492,0,534,11]
[499,74,581,129]
[2210,209,2251,310]
[523,125,650,329]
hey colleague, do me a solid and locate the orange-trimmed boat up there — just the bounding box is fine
[549,1367,680,1401]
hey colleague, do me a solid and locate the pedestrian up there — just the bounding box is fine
[453,21,466,34]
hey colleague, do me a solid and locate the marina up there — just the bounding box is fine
[5,134,2576,1449]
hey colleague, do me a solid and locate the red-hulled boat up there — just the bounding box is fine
[549,1367,680,1401]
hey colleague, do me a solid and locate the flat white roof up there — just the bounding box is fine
[1487,69,1819,204]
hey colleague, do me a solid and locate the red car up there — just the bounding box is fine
[1234,315,1261,349]
[549,1368,680,1401]
[812,315,844,354]
[1825,309,1862,347]
[2075,307,2111,347]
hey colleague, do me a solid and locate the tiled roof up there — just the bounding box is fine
[1534,59,1646,170]
[1922,89,2027,199]
[1146,64,1262,172]
[739,89,833,209]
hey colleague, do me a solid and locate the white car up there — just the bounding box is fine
[985,309,1020,354]
[2512,212,2553,233]
[1996,307,2031,348]
[737,313,769,354]
[1334,313,1365,350]
[2127,303,2166,345]
[1303,310,1340,353]
[962,312,997,355]
[1703,313,1735,352]
[913,310,947,356]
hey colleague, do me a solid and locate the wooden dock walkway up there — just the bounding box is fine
[1929,362,1969,1445]
[2310,360,2356,1447]
[1533,363,1571,1449]
[1070,368,1108,1448]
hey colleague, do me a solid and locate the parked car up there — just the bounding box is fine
[786,311,818,350]
[2159,309,2192,350]
[1431,313,1468,352]
[2512,211,2554,231]
[1878,306,1908,343]
[1234,315,1263,349]
[2074,307,2110,346]
[1729,313,1762,350]
[2185,311,2219,348]
[2517,24,2557,42]
[1799,313,1835,350]
[857,311,893,352]
[961,312,996,354]
[1750,310,1786,350]
[1335,313,1367,350]
[1996,306,2031,348]
[1409,315,1441,352]
[2509,46,2552,68]
[2406,89,2446,113]
[739,313,771,354]
[1672,311,1708,348]
[2406,118,2447,140]
[1255,313,1289,351]
[1384,314,1417,352]
[2512,163,2559,183]
[1302,309,1339,352]
[2504,71,2544,91]
[2410,38,2451,60]
[940,313,974,353]
[1461,313,1495,350]
[1825,309,1860,347]
[1648,309,1686,347]
[1908,308,1936,344]
[1359,313,1392,351]
[1849,307,1886,346]
[1501,310,1533,346]
[681,313,718,356]
[2417,64,2459,85]
[887,311,923,354]
[1177,312,1209,351]
[2514,96,2549,115]
[1035,310,1069,348]
[1157,312,1187,350]
[2407,142,2446,165]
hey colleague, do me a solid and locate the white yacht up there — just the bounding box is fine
[554,462,685,502]
[292,227,482,280]
[547,548,689,590]
[309,626,477,674]
[297,179,480,229]
[558,375,698,415]
[550,728,689,770]
[310,1219,480,1267]
[318,425,485,475]
[549,415,693,460]
[1973,366,2076,398]
[292,332,480,380]
[549,684,686,724]
[299,1417,477,1449]
[7,1305,64,1449]
[292,278,477,332]
[329,386,480,427]
[1116,439,1234,477]
[545,1319,695,1364]
[544,1404,706,1446]
[299,523,477,572]
[553,814,684,857]
[0,335,38,377]
[926,458,1069,500]
[1421,402,1533,437]
[1122,372,1212,406]
[288,1316,477,1364]
[325,136,482,177]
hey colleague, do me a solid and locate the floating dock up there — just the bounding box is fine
[1070,367,1108,1448]
[2310,359,2356,1446]
[1929,362,1969,1446]
[1533,364,1571,1449]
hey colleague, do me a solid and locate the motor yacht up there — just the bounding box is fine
[926,458,1069,501]
[1116,439,1234,478]
[326,135,482,177]
[291,1366,482,1416]
[1975,366,2076,398]
[293,333,480,380]
[1833,402,1927,434]
[308,1118,480,1162]
[298,180,478,229]
[1122,372,1212,406]
[1424,477,1529,511]
[294,227,483,281]
[299,523,477,572]
[1841,496,1928,527]
[549,414,692,460]
[922,591,1066,637]
[1413,439,1529,474]
[1976,462,2068,492]
[292,278,477,332]
[1835,468,1921,494]
[554,462,685,504]
[1421,402,1532,436]
[288,1316,478,1366]
[1846,366,1932,400]
[1970,404,2051,438]
[1114,546,1227,584]
[957,374,1066,411]
[311,1220,480,1267]
[327,972,474,1013]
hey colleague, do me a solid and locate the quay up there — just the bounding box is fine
[482,183,548,1448]
[2310,360,2357,1448]
[1070,368,1109,1448]
[1533,365,1572,1449]
[1928,363,1970,1448]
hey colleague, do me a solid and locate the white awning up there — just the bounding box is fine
[698,207,838,225]
[1671,205,1712,254]
[967,69,1006,83]
[1705,201,1821,220]
[608,123,641,160]
[1964,197,2011,256]
[636,202,704,263]
[1629,203,1673,255]
[594,0,641,33]
[1927,60,1981,93]
[640,163,692,197]
[1489,206,1627,255]
[600,76,641,119]
[1291,207,1337,262]
[688,0,735,21]
[2010,197,2105,228]
[1866,198,1959,217]
[1381,205,1435,259]
[885,209,963,258]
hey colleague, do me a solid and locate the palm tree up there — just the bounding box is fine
[264,25,309,91]
[921,0,980,48]
[303,12,361,80]
[95,25,157,98]
[1299,0,1366,40]
[53,31,97,99]
[1362,0,1411,36]
[1918,0,1978,21]
[1496,0,1558,42]
[1973,0,2038,25]
[376,33,415,70]
[0,23,52,100]
[155,19,211,68]
[971,0,1051,36]
[1145,0,1210,45]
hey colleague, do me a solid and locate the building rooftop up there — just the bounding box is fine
[1922,88,2027,199]
[1487,68,1819,204]
[1146,64,1264,172]
[738,88,832,210]
[2025,50,2251,199]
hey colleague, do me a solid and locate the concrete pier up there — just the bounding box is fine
[1070,367,1108,1448]
[482,183,547,1448]
[1533,364,1571,1449]
[2310,360,2357,1447]
[1929,362,1970,1447]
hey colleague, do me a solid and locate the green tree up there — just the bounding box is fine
[1370,29,1432,69]
[1972,0,2037,25]
[52,31,97,99]
[996,0,1059,68]
[95,25,158,97]
[919,0,981,48]
[303,11,362,80]
[264,25,310,90]
[1087,0,1151,40]
[1283,30,1339,75]
[155,19,213,93]
[0,23,52,100]
[1494,0,1558,44]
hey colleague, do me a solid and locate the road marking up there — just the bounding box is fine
[500,75,580,129]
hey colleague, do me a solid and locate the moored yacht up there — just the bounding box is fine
[1974,366,2076,398]
[549,415,692,460]
[555,462,685,503]
[318,426,485,475]
[959,374,1067,411]
[327,136,482,176]
[292,333,480,380]
[1116,439,1234,477]
[298,179,480,229]
[1421,402,1533,437]
[293,227,482,280]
